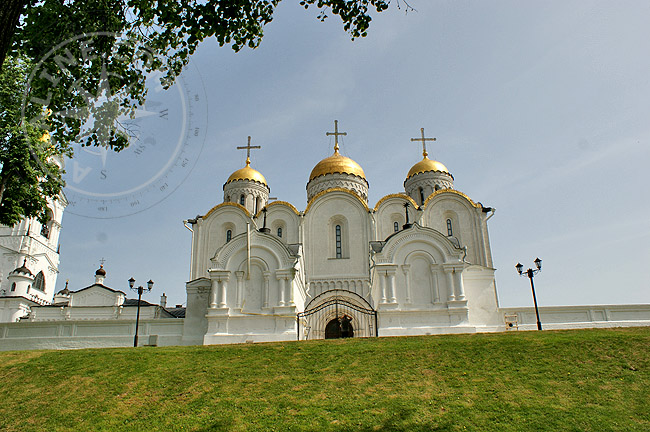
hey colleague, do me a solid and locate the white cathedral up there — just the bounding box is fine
[182,124,500,345]
[1,123,648,350]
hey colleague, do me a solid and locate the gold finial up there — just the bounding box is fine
[411,127,436,158]
[326,120,347,153]
[237,136,261,167]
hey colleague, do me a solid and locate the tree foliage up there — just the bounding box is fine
[0,54,63,225]
[0,0,393,225]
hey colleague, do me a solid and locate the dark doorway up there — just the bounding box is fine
[325,316,354,339]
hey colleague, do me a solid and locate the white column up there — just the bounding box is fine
[387,270,397,304]
[235,271,245,308]
[380,271,387,303]
[263,272,271,308]
[277,275,286,306]
[219,278,228,308]
[443,266,455,302]
[452,267,466,301]
[210,279,219,308]
[430,264,440,304]
[401,265,411,304]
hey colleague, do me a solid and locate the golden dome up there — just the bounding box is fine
[309,150,366,181]
[406,156,450,179]
[225,158,267,186]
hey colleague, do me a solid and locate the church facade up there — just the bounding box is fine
[181,125,502,345]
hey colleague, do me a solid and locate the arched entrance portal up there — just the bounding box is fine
[297,290,377,340]
[324,316,354,339]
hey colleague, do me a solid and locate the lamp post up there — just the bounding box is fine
[515,258,543,331]
[129,277,154,347]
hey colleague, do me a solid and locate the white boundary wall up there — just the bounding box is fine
[0,318,184,351]
[500,304,650,331]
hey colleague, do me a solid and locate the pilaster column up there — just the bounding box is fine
[207,269,231,310]
[380,272,387,303]
[263,271,271,308]
[442,264,455,302]
[286,276,295,307]
[452,265,466,301]
[210,279,219,308]
[401,265,411,304]
[430,264,441,303]
[277,274,286,306]
[387,270,397,304]
[235,271,245,308]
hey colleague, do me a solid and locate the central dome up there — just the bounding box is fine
[309,150,366,181]
[225,159,268,186]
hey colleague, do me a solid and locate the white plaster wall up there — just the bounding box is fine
[500,305,650,331]
[0,319,184,351]
[304,191,370,280]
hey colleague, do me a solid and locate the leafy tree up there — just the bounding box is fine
[0,0,400,223]
[0,53,64,225]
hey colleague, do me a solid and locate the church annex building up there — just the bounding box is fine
[1,124,649,350]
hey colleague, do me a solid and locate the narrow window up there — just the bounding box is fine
[239,195,245,205]
[394,221,399,232]
[335,225,342,258]
[226,195,230,202]
[419,187,425,205]
[277,227,283,238]
[33,271,45,292]
[10,282,16,292]
[434,185,440,191]
[226,230,232,242]
[446,219,453,236]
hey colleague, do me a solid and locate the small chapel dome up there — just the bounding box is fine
[95,265,106,276]
[406,156,450,180]
[11,259,32,276]
[309,149,366,181]
[225,159,268,187]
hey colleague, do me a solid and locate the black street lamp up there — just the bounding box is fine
[129,277,154,347]
[515,258,543,331]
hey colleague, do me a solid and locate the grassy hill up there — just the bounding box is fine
[0,327,648,431]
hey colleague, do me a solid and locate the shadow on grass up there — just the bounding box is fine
[333,407,453,432]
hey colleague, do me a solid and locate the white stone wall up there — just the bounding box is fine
[500,305,650,331]
[0,318,184,351]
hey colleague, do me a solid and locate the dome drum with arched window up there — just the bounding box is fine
[223,158,270,214]
[404,157,454,205]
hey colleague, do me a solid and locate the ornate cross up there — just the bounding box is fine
[99,257,106,266]
[411,127,436,158]
[326,120,347,152]
[237,136,261,166]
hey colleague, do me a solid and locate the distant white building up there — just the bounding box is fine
[0,186,66,322]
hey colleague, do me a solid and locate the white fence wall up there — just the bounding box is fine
[500,304,650,331]
[0,318,184,351]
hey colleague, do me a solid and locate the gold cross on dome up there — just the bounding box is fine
[411,127,437,158]
[237,136,261,166]
[326,120,347,152]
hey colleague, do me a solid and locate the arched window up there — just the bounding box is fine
[277,227,282,238]
[40,210,53,238]
[10,282,16,292]
[226,230,232,242]
[335,225,342,259]
[226,195,230,202]
[394,221,399,232]
[434,185,440,191]
[446,219,453,236]
[239,195,245,205]
[419,187,425,205]
[33,271,45,292]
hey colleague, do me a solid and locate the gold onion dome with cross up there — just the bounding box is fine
[406,128,451,180]
[309,121,366,181]
[225,136,268,186]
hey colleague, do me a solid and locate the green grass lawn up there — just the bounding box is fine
[0,327,648,431]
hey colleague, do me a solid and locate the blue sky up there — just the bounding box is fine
[57,1,650,309]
